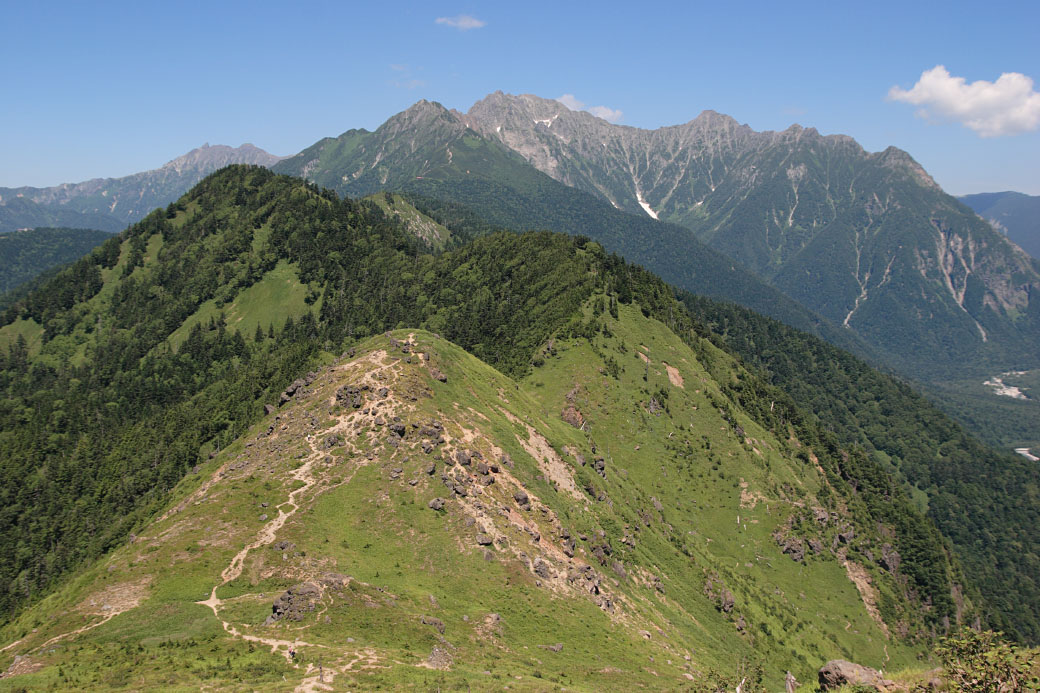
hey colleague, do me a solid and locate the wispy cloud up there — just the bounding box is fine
[389,64,424,89]
[556,94,584,111]
[435,14,486,31]
[888,65,1040,137]
[393,79,425,89]
[556,94,623,123]
[587,105,623,122]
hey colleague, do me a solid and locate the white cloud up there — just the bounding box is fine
[587,105,623,123]
[435,14,486,30]
[555,94,623,123]
[556,94,584,111]
[888,65,1040,137]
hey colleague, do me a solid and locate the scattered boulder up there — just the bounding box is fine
[513,489,531,510]
[266,582,321,624]
[532,557,553,578]
[335,385,364,408]
[476,533,494,546]
[780,537,805,562]
[704,576,735,613]
[456,450,471,466]
[428,497,446,511]
[818,660,893,691]
[421,615,445,634]
[807,538,825,554]
[279,378,307,405]
[427,645,453,669]
[430,368,447,383]
[879,544,901,573]
[264,404,277,415]
[592,457,606,478]
[562,537,576,557]
[561,406,584,429]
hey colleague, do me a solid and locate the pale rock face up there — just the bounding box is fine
[462,92,1040,365]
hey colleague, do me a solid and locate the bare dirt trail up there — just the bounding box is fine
[198,346,408,666]
[197,433,328,660]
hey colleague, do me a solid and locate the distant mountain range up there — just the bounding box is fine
[960,191,1040,260]
[274,94,1040,382]
[3,95,1038,446]
[0,143,284,234]
[457,93,1040,378]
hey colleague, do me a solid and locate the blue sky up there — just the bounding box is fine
[2,0,1038,194]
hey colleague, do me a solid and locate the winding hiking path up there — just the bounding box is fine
[197,434,327,661]
[196,347,407,664]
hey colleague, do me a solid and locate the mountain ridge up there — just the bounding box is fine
[0,143,285,233]
[960,190,1040,260]
[460,92,1039,378]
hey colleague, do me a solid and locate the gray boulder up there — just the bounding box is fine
[818,660,893,691]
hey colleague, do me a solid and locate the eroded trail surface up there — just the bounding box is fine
[197,348,408,667]
[197,434,327,660]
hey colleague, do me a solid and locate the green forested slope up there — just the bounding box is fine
[0,166,965,656]
[0,227,114,295]
[680,293,1040,642]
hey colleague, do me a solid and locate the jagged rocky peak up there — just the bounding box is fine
[385,99,459,128]
[682,108,745,132]
[161,143,285,174]
[873,146,941,190]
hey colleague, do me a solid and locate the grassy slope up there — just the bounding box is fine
[366,192,453,250]
[0,313,920,691]
[163,260,314,350]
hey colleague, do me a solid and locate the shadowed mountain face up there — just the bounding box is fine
[0,227,114,296]
[961,191,1040,260]
[460,93,1040,378]
[0,143,284,233]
